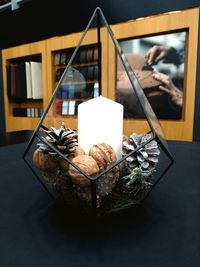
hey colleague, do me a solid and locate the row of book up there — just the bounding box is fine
[13,107,43,118]
[54,45,99,66]
[55,65,99,82]
[6,61,43,102]
[56,83,99,99]
[56,100,82,116]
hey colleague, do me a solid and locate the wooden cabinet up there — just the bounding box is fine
[2,28,109,132]
[2,40,48,132]
[2,8,199,141]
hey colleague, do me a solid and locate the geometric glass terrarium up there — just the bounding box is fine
[23,7,173,217]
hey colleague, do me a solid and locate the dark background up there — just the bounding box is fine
[0,0,200,137]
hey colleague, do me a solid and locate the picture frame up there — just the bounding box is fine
[108,8,199,141]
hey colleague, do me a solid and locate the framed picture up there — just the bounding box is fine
[118,31,186,120]
[108,8,199,141]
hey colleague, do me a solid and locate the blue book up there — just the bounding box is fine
[60,84,69,99]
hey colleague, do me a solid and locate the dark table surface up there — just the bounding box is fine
[0,132,200,267]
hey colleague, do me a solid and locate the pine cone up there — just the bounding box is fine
[38,122,78,156]
[97,168,120,196]
[33,123,78,192]
[122,133,160,171]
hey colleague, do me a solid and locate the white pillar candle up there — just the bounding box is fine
[78,96,124,159]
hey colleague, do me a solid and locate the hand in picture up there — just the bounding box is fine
[145,45,175,65]
[152,72,183,109]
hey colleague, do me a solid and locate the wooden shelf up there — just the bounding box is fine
[2,8,199,141]
[5,116,41,132]
[2,40,47,132]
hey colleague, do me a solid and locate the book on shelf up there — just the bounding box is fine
[6,63,27,102]
[94,65,98,80]
[27,108,31,117]
[56,100,63,115]
[55,68,65,82]
[79,49,86,63]
[68,101,76,115]
[86,48,94,62]
[62,101,69,115]
[13,107,43,117]
[75,101,82,114]
[60,52,67,65]
[93,83,99,97]
[54,45,99,68]
[6,61,43,102]
[54,52,61,65]
[13,108,27,117]
[57,100,82,116]
[6,64,12,100]
[30,61,43,99]
[16,63,27,100]
[93,47,98,61]
[25,62,32,99]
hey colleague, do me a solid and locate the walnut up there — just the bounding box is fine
[59,146,86,172]
[72,146,86,157]
[68,155,99,187]
[33,148,57,172]
[59,158,70,172]
[89,143,117,170]
[89,143,120,196]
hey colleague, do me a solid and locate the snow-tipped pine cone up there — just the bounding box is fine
[40,122,78,156]
[122,133,160,171]
[33,123,78,170]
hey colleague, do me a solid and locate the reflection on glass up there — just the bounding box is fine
[53,44,100,117]
[115,47,171,155]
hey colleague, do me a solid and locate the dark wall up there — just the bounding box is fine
[0,0,199,49]
[0,0,200,137]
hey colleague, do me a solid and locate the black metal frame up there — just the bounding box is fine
[22,7,174,213]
